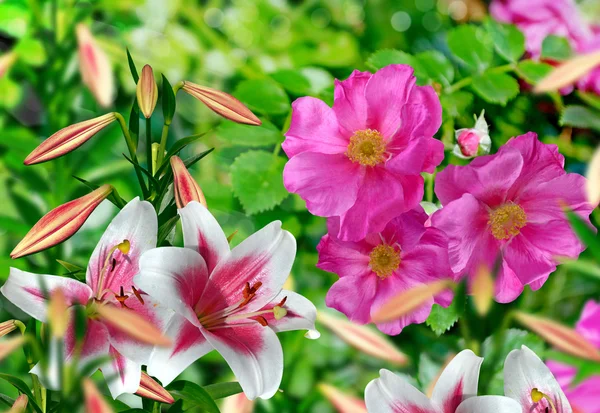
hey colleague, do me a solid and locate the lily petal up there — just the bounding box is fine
[365,369,436,413]
[261,290,319,339]
[102,346,141,398]
[87,198,157,296]
[203,323,283,400]
[455,396,522,413]
[197,221,296,316]
[1,268,93,321]
[179,201,230,274]
[146,313,212,386]
[431,349,483,413]
[504,346,572,413]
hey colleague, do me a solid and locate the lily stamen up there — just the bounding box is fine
[531,388,557,413]
[95,240,130,299]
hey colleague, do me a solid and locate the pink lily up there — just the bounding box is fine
[365,350,521,412]
[135,201,319,399]
[1,198,167,398]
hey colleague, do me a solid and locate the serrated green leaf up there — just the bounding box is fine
[231,150,289,214]
[560,105,600,131]
[447,25,494,72]
[167,380,220,413]
[516,60,554,84]
[234,79,290,115]
[126,48,139,83]
[577,91,600,111]
[415,50,455,86]
[161,74,176,125]
[216,120,281,147]
[471,72,519,105]
[426,299,462,336]
[541,35,573,61]
[441,91,474,118]
[484,18,525,62]
[366,49,420,71]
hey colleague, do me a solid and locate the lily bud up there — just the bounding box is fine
[7,394,28,413]
[83,378,114,413]
[471,264,494,316]
[0,52,17,79]
[0,320,18,338]
[171,155,207,209]
[76,24,114,107]
[586,145,600,207]
[11,185,113,259]
[453,110,490,159]
[95,303,171,347]
[318,383,367,413]
[0,336,26,362]
[181,81,261,126]
[514,311,600,362]
[371,280,454,324]
[221,392,255,413]
[317,311,408,366]
[136,65,158,118]
[24,113,117,165]
[534,50,600,93]
[135,372,175,404]
[48,289,69,338]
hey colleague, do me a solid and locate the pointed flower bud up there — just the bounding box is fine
[171,155,207,209]
[83,378,114,413]
[7,394,28,413]
[11,185,113,259]
[453,110,490,159]
[318,383,367,413]
[135,372,175,404]
[76,24,114,108]
[136,65,158,118]
[534,50,600,93]
[0,52,17,79]
[181,81,261,126]
[0,336,26,362]
[472,264,494,316]
[514,311,600,362]
[586,145,600,207]
[221,392,255,413]
[48,289,69,339]
[317,311,408,366]
[0,320,18,338]
[24,113,117,165]
[94,303,172,347]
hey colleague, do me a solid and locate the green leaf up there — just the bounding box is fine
[484,18,525,62]
[577,91,600,111]
[155,131,207,177]
[122,153,160,189]
[0,76,23,109]
[471,72,519,105]
[161,74,176,125]
[129,101,140,150]
[564,207,600,261]
[72,176,127,209]
[126,48,139,83]
[516,60,554,84]
[441,91,474,118]
[541,35,573,61]
[167,380,220,413]
[14,37,46,66]
[0,4,29,38]
[447,25,494,72]
[415,50,455,86]
[234,79,290,115]
[271,69,312,95]
[560,105,600,131]
[558,258,600,281]
[366,49,420,71]
[216,120,281,147]
[426,295,464,336]
[0,374,43,413]
[203,382,243,400]
[157,215,179,246]
[56,259,84,273]
[231,150,289,215]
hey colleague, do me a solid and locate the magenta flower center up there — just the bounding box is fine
[369,244,401,279]
[346,129,387,166]
[488,203,527,240]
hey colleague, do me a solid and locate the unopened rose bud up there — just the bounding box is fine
[453,110,490,159]
[24,113,117,165]
[136,65,158,118]
[11,185,113,259]
[7,394,28,413]
[0,320,18,338]
[0,52,17,79]
[135,372,175,404]
[181,81,261,126]
[171,155,207,209]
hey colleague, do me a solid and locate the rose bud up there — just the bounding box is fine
[181,81,261,126]
[171,155,207,208]
[11,185,113,259]
[453,110,490,159]
[76,24,114,108]
[136,65,158,118]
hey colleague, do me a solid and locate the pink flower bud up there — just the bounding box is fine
[318,383,367,413]
[171,155,207,209]
[221,392,255,413]
[7,394,28,413]
[0,336,26,362]
[181,81,261,126]
[11,185,113,259]
[48,289,69,339]
[136,65,158,118]
[83,378,114,413]
[453,110,490,159]
[0,320,18,338]
[76,24,114,108]
[24,113,117,165]
[0,52,17,79]
[136,372,175,404]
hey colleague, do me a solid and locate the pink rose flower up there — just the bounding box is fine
[547,300,600,413]
[282,65,444,242]
[490,0,592,57]
[432,132,593,303]
[317,206,453,335]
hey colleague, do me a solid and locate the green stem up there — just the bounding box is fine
[114,113,149,197]
[152,402,160,413]
[31,374,46,413]
[146,117,153,176]
[157,124,170,169]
